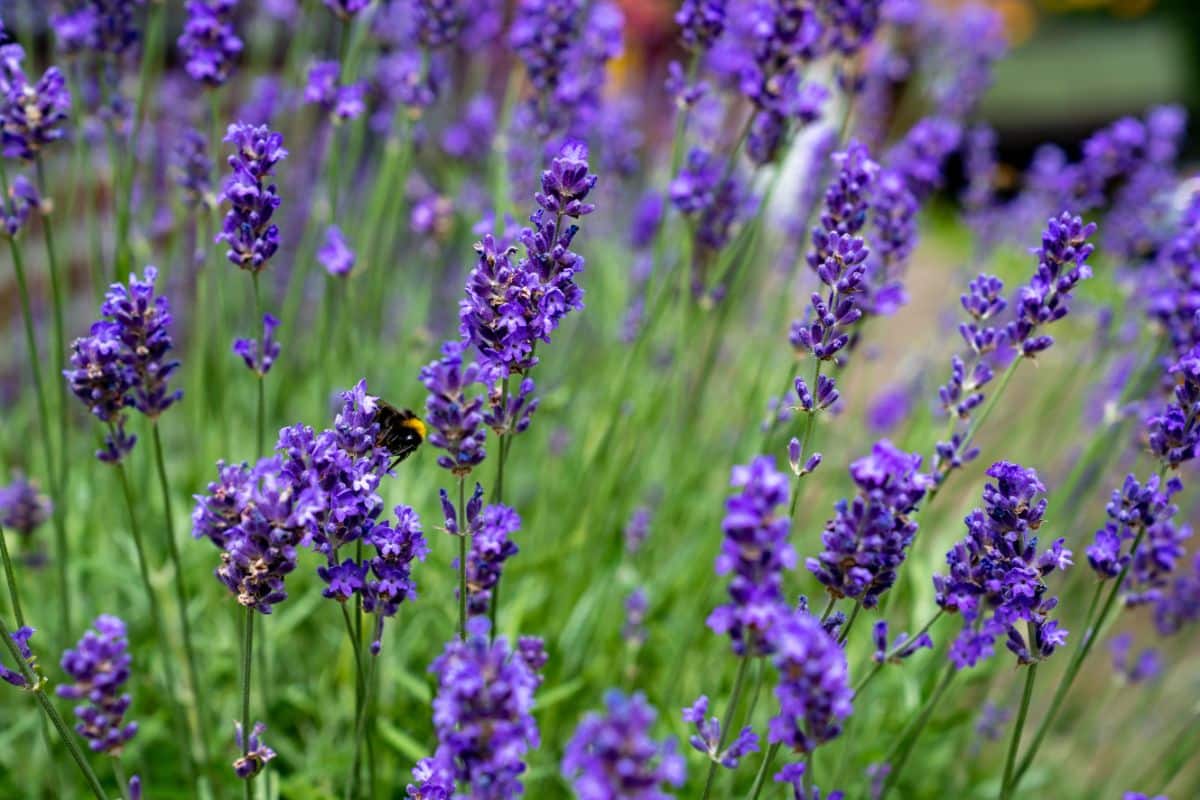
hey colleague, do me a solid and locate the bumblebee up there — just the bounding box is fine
[376,401,426,468]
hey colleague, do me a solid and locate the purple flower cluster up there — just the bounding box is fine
[410,618,544,799]
[776,762,844,800]
[460,142,596,374]
[51,1,143,60]
[766,606,854,755]
[57,615,137,754]
[669,146,750,252]
[64,267,182,460]
[623,588,648,647]
[676,0,726,52]
[933,462,1071,668]
[791,142,877,363]
[807,441,930,609]
[1007,212,1095,357]
[318,225,355,276]
[173,128,214,209]
[1109,633,1162,684]
[216,122,288,272]
[1148,345,1200,469]
[562,690,685,800]
[461,503,520,617]
[0,474,52,536]
[178,0,243,87]
[420,341,488,475]
[233,313,281,377]
[0,44,71,161]
[1152,552,1200,636]
[233,721,277,779]
[1148,193,1200,356]
[1,174,39,237]
[707,456,794,656]
[0,626,35,688]
[303,61,365,121]
[683,694,758,769]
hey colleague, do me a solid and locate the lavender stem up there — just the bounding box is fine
[700,651,752,800]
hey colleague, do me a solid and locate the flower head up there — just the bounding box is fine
[563,690,685,799]
[57,615,138,754]
[1,174,39,237]
[0,473,52,536]
[1006,213,1095,357]
[100,267,182,419]
[178,0,243,87]
[420,341,487,475]
[233,313,281,377]
[683,694,758,769]
[233,721,276,779]
[766,607,854,754]
[462,504,520,617]
[217,122,288,272]
[318,225,355,276]
[0,45,71,160]
[0,626,35,688]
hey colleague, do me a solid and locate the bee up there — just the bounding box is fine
[376,401,426,468]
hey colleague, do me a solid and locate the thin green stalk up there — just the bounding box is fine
[114,460,198,786]
[930,358,1021,499]
[0,613,108,799]
[34,157,70,488]
[458,477,468,640]
[746,743,781,800]
[340,602,366,800]
[836,601,861,646]
[2,165,69,635]
[999,662,1039,800]
[0,525,25,627]
[251,272,266,456]
[151,424,211,768]
[113,760,132,800]
[489,423,511,642]
[348,644,381,800]
[854,610,944,694]
[700,652,753,800]
[241,607,255,800]
[879,662,956,798]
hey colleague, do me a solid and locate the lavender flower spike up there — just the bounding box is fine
[318,225,355,276]
[420,341,487,475]
[1007,212,1095,357]
[0,44,71,161]
[766,606,854,754]
[233,314,281,377]
[1,626,35,688]
[233,721,276,778]
[101,267,183,419]
[57,615,138,754]
[178,0,243,87]
[216,122,288,272]
[0,473,52,536]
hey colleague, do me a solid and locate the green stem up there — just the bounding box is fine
[151,423,210,769]
[700,652,753,800]
[0,525,25,627]
[34,158,70,493]
[999,662,1038,800]
[930,358,1022,499]
[241,607,255,800]
[854,610,944,694]
[879,662,956,798]
[348,641,381,800]
[114,459,198,785]
[836,601,861,646]
[746,743,781,800]
[458,477,468,640]
[251,272,266,456]
[113,760,132,800]
[0,613,108,799]
[341,602,366,800]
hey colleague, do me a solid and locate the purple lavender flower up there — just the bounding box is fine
[1109,633,1162,684]
[441,93,496,160]
[216,122,288,272]
[1153,552,1200,635]
[1006,213,1095,357]
[871,620,933,663]
[1148,193,1200,356]
[885,117,962,201]
[318,225,355,276]
[233,721,276,779]
[867,384,910,433]
[0,45,71,160]
[0,473,52,536]
[178,0,243,87]
[623,588,647,647]
[1149,345,1200,468]
[303,61,365,121]
[933,462,1071,668]
[807,441,930,608]
[64,321,137,462]
[1122,793,1167,800]
[707,456,794,656]
[100,267,182,419]
[364,506,428,653]
[462,503,519,617]
[562,690,686,799]
[683,694,758,768]
[413,0,472,47]
[57,615,138,754]
[420,341,487,475]
[481,371,538,438]
[922,3,1006,120]
[1086,473,1185,598]
[173,128,214,208]
[1,626,35,688]
[324,0,370,18]
[866,168,918,314]
[1,173,39,237]
[419,617,544,799]
[233,313,281,377]
[669,147,750,252]
[766,606,854,754]
[51,1,142,59]
[776,762,845,800]
[624,506,651,554]
[676,0,726,51]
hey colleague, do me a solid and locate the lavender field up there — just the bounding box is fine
[0,1,1198,798]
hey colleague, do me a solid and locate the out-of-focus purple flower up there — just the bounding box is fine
[418,617,544,799]
[1006,212,1095,357]
[441,93,496,160]
[1149,345,1200,468]
[1153,552,1200,635]
[364,506,428,653]
[707,456,794,656]
[1122,793,1167,800]
[173,128,214,208]
[885,116,962,201]
[0,45,71,160]
[318,225,355,276]
[563,690,685,799]
[52,1,143,59]
[922,3,1006,120]
[871,620,933,663]
[0,626,35,688]
[676,0,726,51]
[624,506,651,554]
[669,147,750,251]
[766,606,854,754]
[178,0,243,87]
[57,615,138,754]
[233,721,276,779]
[233,313,281,377]
[420,341,487,475]
[683,694,758,769]
[100,267,182,419]
[1109,633,1162,684]
[217,122,287,272]
[1,174,39,237]
[303,61,365,121]
[933,462,1071,668]
[0,473,52,536]
[324,0,369,18]
[974,702,1009,743]
[1148,193,1200,356]
[623,588,647,647]
[1086,473,1185,597]
[776,762,845,800]
[867,384,910,433]
[807,441,930,609]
